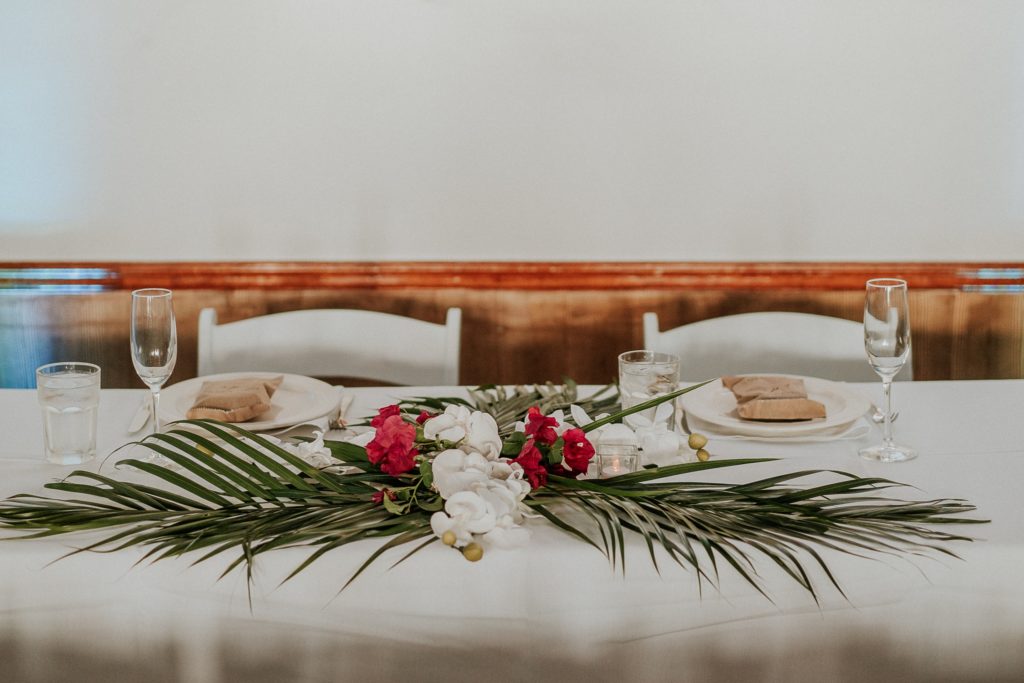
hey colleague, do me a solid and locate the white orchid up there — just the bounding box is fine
[423,407,502,460]
[626,402,674,431]
[423,405,473,443]
[636,425,684,467]
[461,411,501,460]
[431,448,493,499]
[258,431,337,469]
[597,423,638,447]
[430,491,497,548]
[487,460,532,500]
[430,479,531,550]
[627,404,685,467]
[476,481,521,522]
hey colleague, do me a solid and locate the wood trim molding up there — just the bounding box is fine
[2,261,1023,292]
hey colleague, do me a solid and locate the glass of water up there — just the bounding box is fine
[618,350,680,430]
[36,362,101,465]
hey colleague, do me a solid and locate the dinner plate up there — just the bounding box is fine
[159,372,338,431]
[678,375,871,438]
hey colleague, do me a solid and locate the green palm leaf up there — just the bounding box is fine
[0,385,985,603]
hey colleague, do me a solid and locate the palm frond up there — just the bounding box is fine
[0,388,985,603]
[538,466,981,601]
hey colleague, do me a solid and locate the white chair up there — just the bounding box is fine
[197,308,461,385]
[643,311,911,382]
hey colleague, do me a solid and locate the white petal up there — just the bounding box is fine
[423,414,456,440]
[430,511,454,537]
[569,404,593,427]
[464,451,490,472]
[639,429,684,467]
[488,461,514,479]
[438,426,467,443]
[445,490,489,520]
[463,412,502,460]
[600,423,638,446]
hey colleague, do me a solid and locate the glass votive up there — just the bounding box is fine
[598,442,639,478]
[36,362,101,465]
[618,350,680,430]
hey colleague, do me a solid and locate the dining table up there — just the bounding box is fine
[1,379,1023,682]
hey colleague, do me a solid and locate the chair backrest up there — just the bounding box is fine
[643,311,912,382]
[197,308,461,385]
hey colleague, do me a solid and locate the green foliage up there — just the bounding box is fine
[0,386,986,603]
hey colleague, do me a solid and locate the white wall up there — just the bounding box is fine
[2,0,1023,262]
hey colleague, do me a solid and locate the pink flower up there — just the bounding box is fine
[524,406,558,446]
[512,438,547,489]
[366,414,418,476]
[370,405,402,429]
[415,410,434,425]
[561,428,595,474]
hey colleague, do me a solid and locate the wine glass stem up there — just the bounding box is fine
[150,387,161,435]
[881,378,894,447]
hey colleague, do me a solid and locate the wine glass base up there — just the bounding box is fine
[859,444,917,463]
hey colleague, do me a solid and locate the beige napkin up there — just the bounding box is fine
[186,376,284,423]
[722,375,826,422]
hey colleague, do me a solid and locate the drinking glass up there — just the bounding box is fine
[36,362,101,464]
[618,350,680,430]
[859,278,916,462]
[131,288,177,435]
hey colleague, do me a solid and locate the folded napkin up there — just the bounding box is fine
[186,376,284,423]
[722,375,826,422]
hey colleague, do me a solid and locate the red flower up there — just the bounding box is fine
[512,438,548,489]
[371,488,398,505]
[415,410,434,425]
[366,414,419,475]
[370,405,401,429]
[524,406,558,445]
[561,428,596,474]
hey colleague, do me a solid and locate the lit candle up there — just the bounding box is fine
[602,456,624,477]
[598,443,638,478]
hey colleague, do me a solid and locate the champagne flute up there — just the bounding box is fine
[859,278,916,462]
[131,288,177,435]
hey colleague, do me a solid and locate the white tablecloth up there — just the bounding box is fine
[1,382,1022,682]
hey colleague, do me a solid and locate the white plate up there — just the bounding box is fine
[159,372,338,431]
[678,375,871,438]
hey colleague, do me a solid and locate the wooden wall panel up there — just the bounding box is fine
[1,262,1022,388]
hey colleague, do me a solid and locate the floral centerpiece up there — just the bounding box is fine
[0,382,983,601]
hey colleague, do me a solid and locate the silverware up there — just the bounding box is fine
[128,397,151,434]
[263,392,353,438]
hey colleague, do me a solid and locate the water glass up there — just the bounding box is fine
[618,350,680,429]
[36,362,101,465]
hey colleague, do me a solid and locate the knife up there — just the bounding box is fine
[128,398,152,433]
